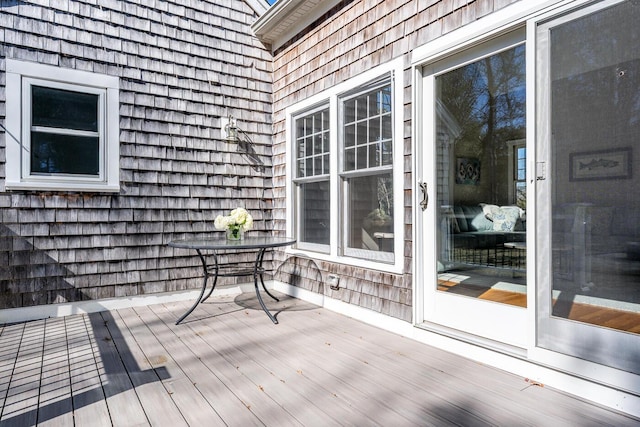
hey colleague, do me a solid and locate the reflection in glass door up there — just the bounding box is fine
[537,0,640,373]
[435,40,527,306]
[422,30,528,348]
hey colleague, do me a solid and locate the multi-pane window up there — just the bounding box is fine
[341,81,394,261]
[289,70,398,267]
[293,107,331,249]
[5,59,120,192]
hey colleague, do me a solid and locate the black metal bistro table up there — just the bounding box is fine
[168,236,296,325]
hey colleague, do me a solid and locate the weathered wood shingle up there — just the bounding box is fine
[0,0,272,308]
[270,0,519,322]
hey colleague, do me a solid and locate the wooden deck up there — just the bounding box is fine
[1,292,637,426]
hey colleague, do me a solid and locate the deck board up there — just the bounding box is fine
[130,305,251,426]
[66,315,111,427]
[2,319,44,427]
[116,307,226,426]
[103,310,188,427]
[37,317,73,427]
[87,312,149,427]
[146,302,298,426]
[0,292,638,426]
[163,299,370,426]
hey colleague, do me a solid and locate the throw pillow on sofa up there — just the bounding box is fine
[479,203,525,232]
[491,207,521,231]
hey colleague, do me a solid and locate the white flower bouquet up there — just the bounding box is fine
[214,207,253,240]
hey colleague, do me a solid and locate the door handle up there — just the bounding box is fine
[419,181,428,211]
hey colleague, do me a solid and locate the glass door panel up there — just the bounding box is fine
[421,30,528,348]
[537,0,640,373]
[435,42,527,307]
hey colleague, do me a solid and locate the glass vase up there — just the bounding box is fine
[226,227,244,241]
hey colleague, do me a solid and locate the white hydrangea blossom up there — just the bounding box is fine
[214,207,253,231]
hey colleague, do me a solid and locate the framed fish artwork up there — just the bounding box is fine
[569,147,631,181]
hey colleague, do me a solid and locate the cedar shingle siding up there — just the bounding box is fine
[0,0,519,320]
[270,0,518,322]
[0,0,272,308]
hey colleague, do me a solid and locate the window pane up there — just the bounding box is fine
[357,145,368,169]
[382,115,392,139]
[356,121,367,145]
[312,111,323,133]
[369,117,380,142]
[381,86,392,113]
[31,132,99,175]
[382,141,393,166]
[305,136,313,156]
[32,86,99,132]
[297,139,305,160]
[344,147,356,170]
[369,143,378,167]
[313,134,323,155]
[299,181,330,245]
[344,124,355,147]
[344,99,355,123]
[356,97,367,120]
[296,118,304,136]
[346,173,394,253]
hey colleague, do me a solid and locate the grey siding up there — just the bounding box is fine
[0,0,273,308]
[270,0,519,322]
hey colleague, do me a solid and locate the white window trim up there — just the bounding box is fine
[292,103,331,254]
[4,59,120,192]
[285,57,405,273]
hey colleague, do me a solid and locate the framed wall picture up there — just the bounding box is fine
[456,157,481,185]
[569,147,632,181]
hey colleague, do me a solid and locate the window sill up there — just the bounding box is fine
[285,247,404,275]
[4,181,120,193]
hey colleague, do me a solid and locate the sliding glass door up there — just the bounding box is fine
[421,30,528,348]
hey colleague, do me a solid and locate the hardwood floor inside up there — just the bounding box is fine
[438,280,527,307]
[438,278,640,333]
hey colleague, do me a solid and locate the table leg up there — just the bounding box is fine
[254,247,279,324]
[201,251,220,303]
[175,249,218,325]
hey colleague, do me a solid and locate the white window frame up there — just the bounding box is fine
[5,59,120,192]
[292,103,331,253]
[285,57,405,273]
[339,78,395,263]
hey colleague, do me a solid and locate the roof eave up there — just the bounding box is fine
[251,0,342,51]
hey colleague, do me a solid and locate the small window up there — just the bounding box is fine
[508,139,526,209]
[514,145,526,209]
[5,59,120,192]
